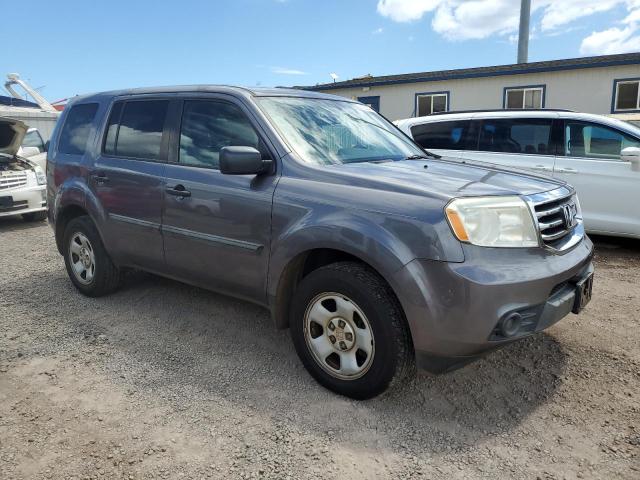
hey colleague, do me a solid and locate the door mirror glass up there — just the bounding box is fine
[219,146,270,175]
[621,146,640,171]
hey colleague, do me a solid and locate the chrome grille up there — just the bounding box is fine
[533,192,578,246]
[0,172,28,190]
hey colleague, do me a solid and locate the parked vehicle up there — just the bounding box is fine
[0,117,48,221]
[395,110,640,239]
[48,87,594,399]
[18,127,48,170]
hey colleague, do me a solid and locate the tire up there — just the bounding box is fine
[22,211,47,222]
[290,261,414,399]
[62,215,121,297]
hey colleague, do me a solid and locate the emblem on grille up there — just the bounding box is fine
[562,203,577,228]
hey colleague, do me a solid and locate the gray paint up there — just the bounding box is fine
[47,86,594,371]
[518,0,531,64]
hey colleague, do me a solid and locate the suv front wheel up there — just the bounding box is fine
[63,216,121,297]
[290,261,414,399]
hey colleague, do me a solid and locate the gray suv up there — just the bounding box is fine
[48,86,594,399]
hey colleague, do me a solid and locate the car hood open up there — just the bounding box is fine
[0,116,28,157]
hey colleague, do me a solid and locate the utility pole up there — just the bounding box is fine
[517,0,531,64]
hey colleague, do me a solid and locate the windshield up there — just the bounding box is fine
[258,97,427,165]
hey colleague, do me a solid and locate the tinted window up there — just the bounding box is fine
[411,120,471,150]
[58,103,99,155]
[479,119,552,155]
[23,130,45,152]
[116,101,168,159]
[565,121,640,160]
[179,100,261,169]
[103,102,123,155]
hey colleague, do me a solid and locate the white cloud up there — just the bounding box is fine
[376,0,441,22]
[270,67,308,75]
[580,2,640,54]
[372,27,384,34]
[376,0,640,54]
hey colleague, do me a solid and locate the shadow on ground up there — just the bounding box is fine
[0,216,47,233]
[11,265,570,454]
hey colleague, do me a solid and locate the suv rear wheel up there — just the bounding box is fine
[290,261,414,399]
[63,216,120,297]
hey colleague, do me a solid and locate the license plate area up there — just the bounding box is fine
[0,196,13,208]
[572,272,594,313]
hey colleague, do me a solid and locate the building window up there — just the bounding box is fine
[613,79,640,112]
[357,96,380,112]
[504,86,544,109]
[415,92,448,117]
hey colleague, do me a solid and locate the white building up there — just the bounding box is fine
[303,53,640,122]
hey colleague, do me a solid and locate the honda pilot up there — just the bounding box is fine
[47,86,594,399]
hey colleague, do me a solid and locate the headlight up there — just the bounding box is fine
[445,196,539,247]
[34,166,46,185]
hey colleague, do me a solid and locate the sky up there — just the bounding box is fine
[2,0,639,102]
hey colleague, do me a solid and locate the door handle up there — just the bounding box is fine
[92,173,109,184]
[557,167,579,174]
[166,185,191,198]
[531,165,552,172]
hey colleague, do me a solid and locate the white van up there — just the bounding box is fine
[396,110,640,239]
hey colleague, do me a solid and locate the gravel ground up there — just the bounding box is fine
[0,217,638,480]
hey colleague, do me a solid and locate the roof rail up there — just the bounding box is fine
[429,108,574,115]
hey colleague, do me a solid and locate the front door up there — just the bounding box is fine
[90,98,170,271]
[162,98,278,303]
[462,118,557,175]
[553,120,640,236]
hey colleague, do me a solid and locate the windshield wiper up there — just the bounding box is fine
[405,151,442,160]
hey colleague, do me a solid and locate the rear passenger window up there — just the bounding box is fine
[103,100,168,160]
[479,119,552,155]
[58,103,99,155]
[179,100,262,169]
[410,120,471,150]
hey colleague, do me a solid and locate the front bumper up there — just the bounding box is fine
[391,236,594,373]
[0,185,47,218]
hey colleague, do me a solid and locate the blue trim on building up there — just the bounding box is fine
[413,90,450,117]
[357,95,380,112]
[308,57,640,91]
[611,77,640,113]
[502,84,546,109]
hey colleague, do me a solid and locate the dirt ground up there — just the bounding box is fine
[0,217,638,480]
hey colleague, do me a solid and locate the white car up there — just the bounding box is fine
[396,110,640,239]
[18,127,48,170]
[0,117,48,221]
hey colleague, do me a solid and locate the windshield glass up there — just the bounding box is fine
[258,97,426,165]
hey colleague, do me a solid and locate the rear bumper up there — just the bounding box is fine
[391,236,595,373]
[0,185,47,217]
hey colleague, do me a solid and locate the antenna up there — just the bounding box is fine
[329,73,339,83]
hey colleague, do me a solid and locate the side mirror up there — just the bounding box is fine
[219,146,271,175]
[19,146,41,158]
[44,140,50,153]
[621,147,640,172]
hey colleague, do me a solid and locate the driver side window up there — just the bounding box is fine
[564,121,640,161]
[179,100,264,169]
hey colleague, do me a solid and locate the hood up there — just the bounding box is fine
[0,116,28,157]
[333,155,566,199]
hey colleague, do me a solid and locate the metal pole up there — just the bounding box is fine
[518,0,531,64]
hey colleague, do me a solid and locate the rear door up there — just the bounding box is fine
[462,117,557,175]
[554,119,640,236]
[409,119,474,158]
[161,96,278,303]
[90,98,172,271]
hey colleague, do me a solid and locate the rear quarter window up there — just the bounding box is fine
[58,103,99,155]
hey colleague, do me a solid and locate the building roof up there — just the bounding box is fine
[303,52,640,91]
